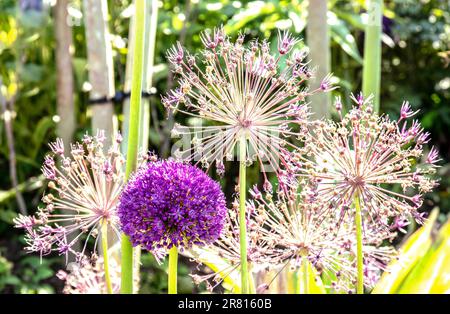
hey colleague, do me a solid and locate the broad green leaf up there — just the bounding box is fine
[32,116,54,157]
[430,219,450,293]
[224,1,276,34]
[189,247,241,293]
[287,259,326,294]
[372,209,438,294]
[398,217,450,293]
[328,12,363,64]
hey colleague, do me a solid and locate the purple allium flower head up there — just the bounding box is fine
[118,159,226,251]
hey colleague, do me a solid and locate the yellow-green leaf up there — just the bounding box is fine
[372,209,438,294]
[287,259,326,294]
[189,247,241,293]
[395,216,450,293]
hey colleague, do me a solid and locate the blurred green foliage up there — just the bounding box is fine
[0,0,449,293]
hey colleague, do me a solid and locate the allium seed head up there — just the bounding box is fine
[57,257,120,294]
[188,196,269,292]
[163,28,331,178]
[287,94,439,226]
[249,182,396,292]
[14,131,125,262]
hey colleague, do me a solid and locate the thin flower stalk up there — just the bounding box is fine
[189,197,269,293]
[121,0,146,294]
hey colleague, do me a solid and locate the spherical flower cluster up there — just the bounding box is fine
[163,27,334,183]
[286,94,439,228]
[248,181,396,293]
[118,159,227,251]
[56,257,120,294]
[14,131,125,262]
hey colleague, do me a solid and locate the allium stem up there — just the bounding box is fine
[239,135,249,294]
[168,246,178,294]
[362,0,383,112]
[101,221,113,294]
[302,257,309,294]
[354,193,364,294]
[121,0,146,294]
[293,258,309,294]
[248,264,255,294]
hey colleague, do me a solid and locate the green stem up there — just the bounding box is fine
[293,270,300,294]
[168,246,178,294]
[293,258,309,294]
[302,257,309,294]
[354,193,364,294]
[248,263,256,294]
[362,0,383,112]
[121,0,146,294]
[239,135,249,294]
[101,221,113,294]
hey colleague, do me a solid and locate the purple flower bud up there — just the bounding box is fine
[49,138,65,156]
[426,146,440,164]
[320,73,335,92]
[335,96,342,112]
[263,180,273,193]
[277,30,298,55]
[250,185,262,200]
[400,101,419,120]
[167,42,184,64]
[411,195,422,207]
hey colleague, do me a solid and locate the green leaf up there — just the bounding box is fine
[328,12,363,64]
[397,217,450,293]
[20,63,44,83]
[0,208,17,224]
[2,275,21,286]
[287,259,326,294]
[224,2,276,34]
[35,267,54,281]
[31,116,54,158]
[372,209,439,294]
[189,247,241,293]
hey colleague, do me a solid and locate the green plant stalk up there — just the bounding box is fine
[121,0,146,294]
[139,0,158,152]
[239,136,249,294]
[362,0,383,112]
[354,193,364,294]
[302,257,309,294]
[132,0,159,291]
[293,270,300,294]
[168,246,178,294]
[292,258,309,294]
[101,221,113,294]
[248,263,256,294]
